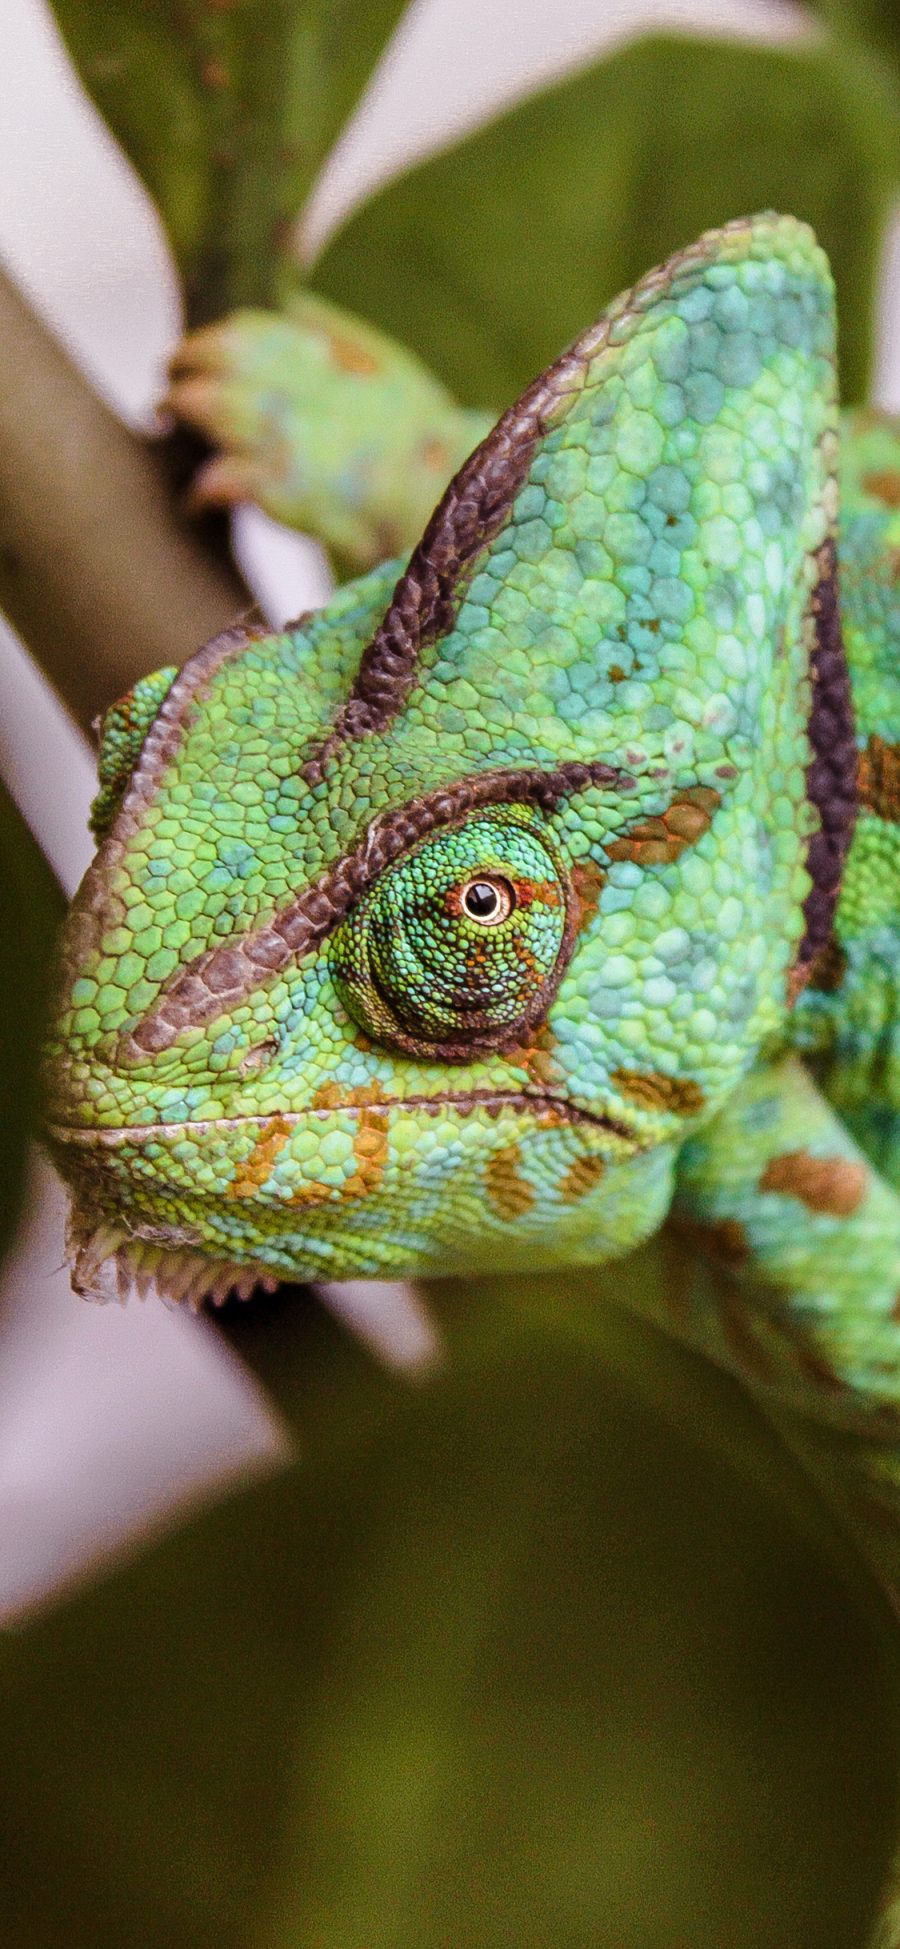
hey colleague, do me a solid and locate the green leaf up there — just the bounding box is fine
[312,33,899,409]
[47,0,409,322]
[805,0,900,102]
[0,784,64,1264]
[0,1284,896,1947]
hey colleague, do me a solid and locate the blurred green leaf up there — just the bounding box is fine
[0,784,64,1264]
[47,0,409,322]
[806,0,900,100]
[313,33,899,409]
[0,1284,895,1948]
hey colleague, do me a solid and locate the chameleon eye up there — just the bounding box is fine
[460,876,515,925]
[332,814,570,1059]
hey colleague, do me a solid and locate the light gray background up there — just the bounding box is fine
[1,0,896,1617]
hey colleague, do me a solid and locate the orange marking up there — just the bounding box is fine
[858,734,900,821]
[785,962,811,1008]
[614,1069,705,1117]
[674,1214,749,1267]
[606,787,720,867]
[862,468,900,507]
[510,877,561,908]
[324,328,380,376]
[570,858,606,931]
[421,438,451,472]
[288,1179,334,1208]
[200,56,229,89]
[229,1115,293,1197]
[508,1023,561,1088]
[347,1106,389,1198]
[559,1153,605,1201]
[484,1143,534,1219]
[759,1150,868,1217]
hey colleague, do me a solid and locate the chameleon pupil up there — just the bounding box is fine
[462,878,513,924]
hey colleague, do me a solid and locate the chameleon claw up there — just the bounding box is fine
[161,372,229,441]
[185,451,269,513]
[167,319,242,380]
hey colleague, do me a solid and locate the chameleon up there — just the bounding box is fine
[42,211,900,1937]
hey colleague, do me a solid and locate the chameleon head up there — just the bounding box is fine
[43,212,850,1303]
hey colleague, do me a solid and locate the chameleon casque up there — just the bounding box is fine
[42,209,900,1930]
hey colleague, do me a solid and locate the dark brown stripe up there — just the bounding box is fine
[798,539,857,969]
[108,619,265,829]
[805,935,846,994]
[302,379,565,783]
[122,760,634,1061]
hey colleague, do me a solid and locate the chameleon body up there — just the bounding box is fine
[44,210,897,1305]
[42,209,900,1939]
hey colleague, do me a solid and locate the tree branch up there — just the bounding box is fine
[0,265,247,735]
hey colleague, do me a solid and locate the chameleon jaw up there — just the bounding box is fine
[50,1092,645,1304]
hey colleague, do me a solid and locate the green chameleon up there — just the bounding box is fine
[43,211,900,1936]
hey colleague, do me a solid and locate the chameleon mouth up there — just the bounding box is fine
[52,1090,638,1309]
[46,1090,636,1149]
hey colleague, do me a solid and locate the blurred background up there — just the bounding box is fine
[2,0,899,1621]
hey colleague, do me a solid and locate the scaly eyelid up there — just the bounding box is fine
[332,813,571,1061]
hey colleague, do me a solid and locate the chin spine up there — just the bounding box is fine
[66,1208,279,1310]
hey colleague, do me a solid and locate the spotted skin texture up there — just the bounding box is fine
[670,1058,899,1411]
[43,210,900,1942]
